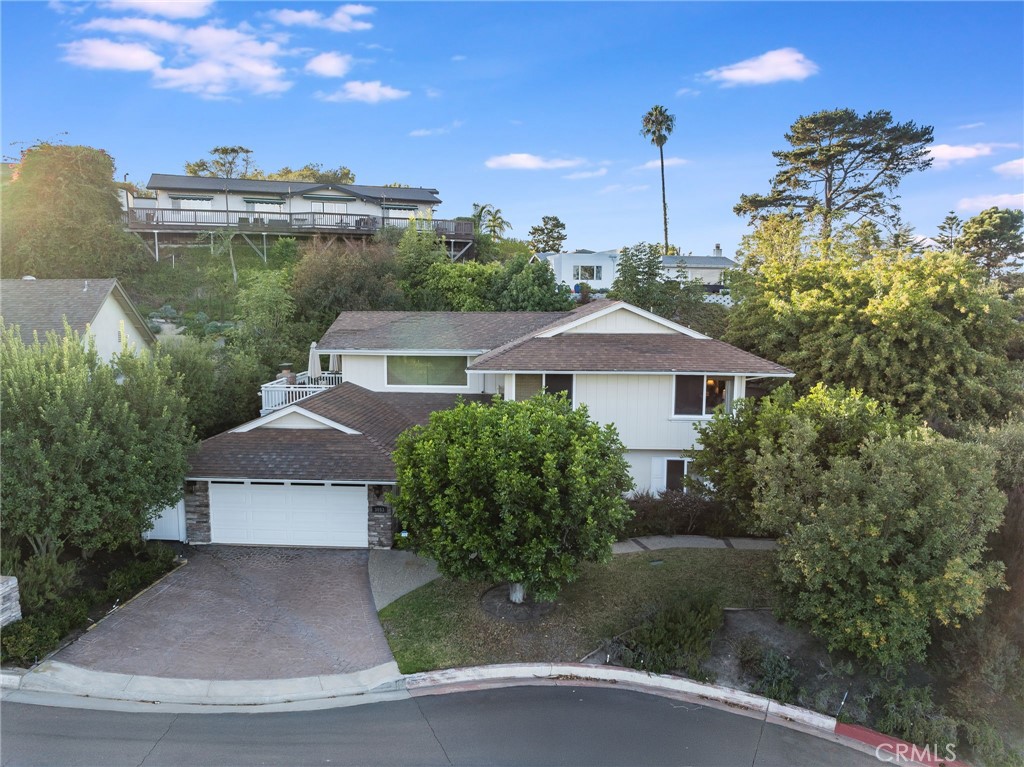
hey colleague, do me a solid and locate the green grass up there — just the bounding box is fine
[379,548,776,674]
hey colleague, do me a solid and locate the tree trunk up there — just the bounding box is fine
[659,144,669,256]
[509,582,525,604]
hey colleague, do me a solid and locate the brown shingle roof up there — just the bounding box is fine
[187,383,490,482]
[467,334,793,375]
[1,278,155,346]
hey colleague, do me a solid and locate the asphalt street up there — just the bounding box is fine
[0,685,881,767]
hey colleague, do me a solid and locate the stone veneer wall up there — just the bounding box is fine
[184,480,211,543]
[367,485,396,549]
[0,575,23,627]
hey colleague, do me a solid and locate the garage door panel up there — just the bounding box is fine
[210,483,368,547]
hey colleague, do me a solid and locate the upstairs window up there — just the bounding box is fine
[572,265,602,281]
[514,373,573,401]
[674,375,731,417]
[387,356,468,387]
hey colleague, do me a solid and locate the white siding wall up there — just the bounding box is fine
[89,295,150,361]
[575,374,703,451]
[154,190,433,218]
[548,253,619,291]
[342,354,387,390]
[625,450,690,494]
[563,310,674,334]
[261,412,331,429]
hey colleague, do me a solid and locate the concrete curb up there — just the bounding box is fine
[17,660,402,705]
[0,668,26,690]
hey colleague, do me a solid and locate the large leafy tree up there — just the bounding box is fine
[1,143,145,279]
[396,227,450,310]
[756,429,1005,667]
[734,109,933,238]
[609,242,707,323]
[690,384,1005,667]
[262,163,355,185]
[494,255,574,311]
[727,217,1024,424]
[291,237,405,327]
[641,105,676,257]
[185,146,260,178]
[392,394,633,603]
[957,206,1024,279]
[0,325,193,560]
[527,215,568,253]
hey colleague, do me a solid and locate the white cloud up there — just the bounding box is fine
[957,193,1024,212]
[268,4,374,32]
[82,17,185,42]
[635,157,689,170]
[485,153,585,170]
[62,38,163,71]
[305,52,353,78]
[316,80,409,103]
[928,143,1018,169]
[675,87,700,97]
[993,158,1024,177]
[409,120,463,137]
[957,122,985,130]
[705,47,819,87]
[100,0,213,19]
[48,1,88,15]
[451,54,466,62]
[425,87,442,98]
[563,168,608,180]
[599,184,649,195]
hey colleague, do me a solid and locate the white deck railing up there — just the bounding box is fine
[260,372,344,414]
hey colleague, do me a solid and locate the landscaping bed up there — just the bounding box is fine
[378,548,775,674]
[0,541,183,668]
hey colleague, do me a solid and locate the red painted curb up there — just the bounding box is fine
[834,722,969,766]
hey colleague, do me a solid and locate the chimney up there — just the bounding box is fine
[713,244,722,258]
[276,363,296,385]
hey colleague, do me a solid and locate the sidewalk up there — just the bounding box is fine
[369,535,776,610]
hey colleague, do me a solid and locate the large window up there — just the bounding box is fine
[515,373,573,401]
[387,356,468,386]
[673,375,731,417]
[572,265,602,281]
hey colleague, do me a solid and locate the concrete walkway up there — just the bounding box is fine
[369,535,777,611]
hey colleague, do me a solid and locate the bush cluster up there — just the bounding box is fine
[623,490,741,538]
[1,544,178,667]
[615,595,722,679]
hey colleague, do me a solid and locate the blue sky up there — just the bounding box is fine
[2,1,1022,256]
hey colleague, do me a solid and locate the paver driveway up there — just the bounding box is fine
[56,546,395,681]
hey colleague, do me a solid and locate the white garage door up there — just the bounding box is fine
[210,482,368,547]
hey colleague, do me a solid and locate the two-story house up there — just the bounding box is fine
[538,246,737,295]
[179,300,791,549]
[122,174,476,261]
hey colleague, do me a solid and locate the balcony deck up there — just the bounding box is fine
[123,209,474,239]
[260,372,344,415]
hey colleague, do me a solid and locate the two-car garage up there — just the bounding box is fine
[208,482,369,548]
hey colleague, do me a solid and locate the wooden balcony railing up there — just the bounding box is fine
[123,209,474,238]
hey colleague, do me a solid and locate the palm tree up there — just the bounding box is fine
[641,105,677,257]
[471,203,494,234]
[484,208,511,239]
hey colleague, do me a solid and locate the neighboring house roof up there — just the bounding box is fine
[188,383,489,482]
[145,174,442,205]
[0,277,156,347]
[467,334,792,375]
[662,255,737,269]
[318,310,575,352]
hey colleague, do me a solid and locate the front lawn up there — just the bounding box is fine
[378,548,775,674]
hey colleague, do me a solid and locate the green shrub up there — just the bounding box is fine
[13,552,81,615]
[617,595,723,678]
[752,649,799,703]
[872,683,959,749]
[0,593,94,666]
[960,720,1024,767]
[734,633,766,675]
[104,543,176,603]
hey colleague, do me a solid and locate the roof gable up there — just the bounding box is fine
[231,405,361,434]
[547,303,707,338]
[1,278,156,347]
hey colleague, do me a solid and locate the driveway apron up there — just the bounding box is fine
[55,546,395,681]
